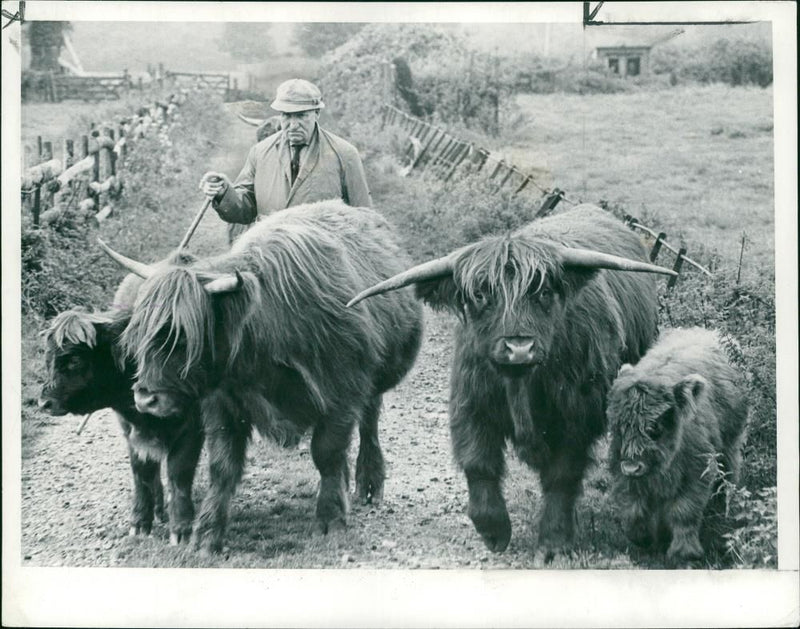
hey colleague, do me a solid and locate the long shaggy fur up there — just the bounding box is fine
[418,204,660,554]
[607,327,748,561]
[123,201,418,414]
[119,200,423,552]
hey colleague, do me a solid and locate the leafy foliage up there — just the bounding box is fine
[293,23,365,58]
[652,37,772,87]
[723,485,778,568]
[216,23,275,62]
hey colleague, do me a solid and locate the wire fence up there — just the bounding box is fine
[382,102,713,286]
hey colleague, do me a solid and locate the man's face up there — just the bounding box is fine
[281,109,319,146]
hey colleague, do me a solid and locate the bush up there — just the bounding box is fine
[723,485,777,568]
[293,23,365,58]
[652,37,772,87]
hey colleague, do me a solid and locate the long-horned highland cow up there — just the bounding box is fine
[606,326,748,563]
[39,254,204,544]
[100,200,423,554]
[348,205,675,557]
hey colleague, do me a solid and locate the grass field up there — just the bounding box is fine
[506,85,774,274]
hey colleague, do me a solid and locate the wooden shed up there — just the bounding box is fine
[595,45,651,77]
[590,26,684,78]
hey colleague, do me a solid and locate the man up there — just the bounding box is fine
[200,79,372,242]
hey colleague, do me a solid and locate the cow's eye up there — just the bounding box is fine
[646,421,663,440]
[66,356,84,372]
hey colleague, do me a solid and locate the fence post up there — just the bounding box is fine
[650,232,667,262]
[81,135,89,158]
[535,188,564,218]
[514,175,532,195]
[32,184,41,227]
[42,141,53,162]
[62,139,74,169]
[444,142,471,182]
[36,136,43,163]
[667,247,687,289]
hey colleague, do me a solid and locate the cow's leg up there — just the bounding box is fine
[355,394,385,505]
[192,390,248,554]
[127,446,161,536]
[623,497,656,548]
[536,447,590,558]
[153,468,166,523]
[311,416,354,534]
[166,424,204,545]
[664,487,708,563]
[451,400,510,553]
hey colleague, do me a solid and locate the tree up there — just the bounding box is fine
[217,23,275,62]
[27,21,71,72]
[293,23,364,58]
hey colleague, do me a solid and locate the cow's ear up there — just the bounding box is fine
[617,363,635,378]
[414,276,460,312]
[561,267,600,296]
[673,374,707,414]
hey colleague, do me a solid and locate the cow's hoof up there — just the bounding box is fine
[356,482,384,506]
[169,530,191,546]
[666,535,704,564]
[470,512,512,553]
[128,524,153,537]
[315,516,347,536]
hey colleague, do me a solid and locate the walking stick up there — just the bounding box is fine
[178,195,214,251]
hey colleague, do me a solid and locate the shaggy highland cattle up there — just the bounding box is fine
[100,200,423,554]
[607,327,748,563]
[348,205,675,557]
[39,258,204,543]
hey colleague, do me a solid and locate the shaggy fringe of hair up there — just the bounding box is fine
[454,237,559,321]
[121,268,216,379]
[44,308,122,350]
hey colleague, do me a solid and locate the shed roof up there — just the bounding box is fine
[587,24,683,49]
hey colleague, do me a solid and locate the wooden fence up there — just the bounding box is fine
[21,92,188,228]
[22,63,233,103]
[383,102,712,286]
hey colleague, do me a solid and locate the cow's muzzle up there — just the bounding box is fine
[491,337,539,367]
[133,385,181,418]
[620,460,648,477]
[38,395,68,416]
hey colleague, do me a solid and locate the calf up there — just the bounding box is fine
[39,260,204,544]
[607,327,748,563]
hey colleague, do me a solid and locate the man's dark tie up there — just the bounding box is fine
[290,144,303,185]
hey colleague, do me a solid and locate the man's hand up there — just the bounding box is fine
[199,172,232,201]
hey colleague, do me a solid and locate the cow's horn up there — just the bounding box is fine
[97,238,156,279]
[558,246,677,276]
[347,255,457,307]
[236,112,265,127]
[203,271,243,294]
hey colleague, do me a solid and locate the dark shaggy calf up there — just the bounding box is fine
[607,326,748,563]
[103,200,424,554]
[348,205,674,557]
[39,262,204,544]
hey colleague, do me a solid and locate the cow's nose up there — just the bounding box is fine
[620,460,647,477]
[134,389,162,414]
[499,337,536,365]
